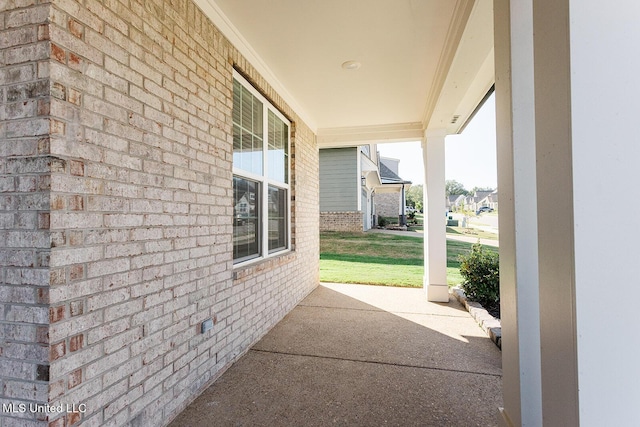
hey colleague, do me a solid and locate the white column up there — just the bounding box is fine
[531,2,581,424]
[422,130,448,302]
[496,0,640,424]
[564,1,640,424]
[494,1,542,426]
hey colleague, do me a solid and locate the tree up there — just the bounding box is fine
[406,185,423,211]
[445,180,469,197]
[470,186,494,194]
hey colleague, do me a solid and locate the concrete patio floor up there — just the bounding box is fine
[169,283,503,427]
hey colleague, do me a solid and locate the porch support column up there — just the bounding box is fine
[422,129,448,302]
[494,1,542,425]
[496,0,640,424]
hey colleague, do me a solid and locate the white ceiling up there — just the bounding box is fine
[196,0,494,144]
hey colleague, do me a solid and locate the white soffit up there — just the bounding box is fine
[317,122,424,148]
[197,1,460,126]
[194,0,318,131]
[195,0,493,143]
[426,0,495,134]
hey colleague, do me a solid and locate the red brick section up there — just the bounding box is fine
[69,265,83,281]
[67,369,82,389]
[48,417,65,427]
[67,19,83,39]
[49,305,65,323]
[67,411,82,426]
[50,43,65,63]
[50,341,66,361]
[69,334,83,352]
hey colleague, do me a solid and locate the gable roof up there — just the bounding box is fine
[473,190,493,202]
[379,161,411,185]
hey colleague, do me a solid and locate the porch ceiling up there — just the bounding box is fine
[195,0,494,146]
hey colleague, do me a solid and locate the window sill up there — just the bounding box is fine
[232,250,295,282]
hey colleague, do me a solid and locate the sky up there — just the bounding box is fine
[377,93,497,191]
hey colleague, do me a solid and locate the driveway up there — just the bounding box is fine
[169,283,503,426]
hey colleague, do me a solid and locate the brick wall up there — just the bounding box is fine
[375,193,401,219]
[1,1,319,426]
[0,2,53,424]
[320,211,363,232]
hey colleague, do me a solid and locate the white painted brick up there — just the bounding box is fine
[2,268,50,288]
[102,357,142,389]
[4,305,48,324]
[50,246,103,267]
[87,288,130,312]
[103,327,143,355]
[130,305,163,328]
[49,343,102,379]
[85,347,129,379]
[104,242,143,258]
[103,270,143,290]
[130,253,163,270]
[50,211,104,230]
[103,214,143,228]
[86,258,130,278]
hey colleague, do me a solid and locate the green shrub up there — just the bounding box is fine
[458,243,499,306]
[378,216,388,227]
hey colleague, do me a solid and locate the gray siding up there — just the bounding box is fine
[319,148,358,211]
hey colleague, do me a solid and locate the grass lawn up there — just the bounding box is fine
[446,226,498,241]
[320,231,496,288]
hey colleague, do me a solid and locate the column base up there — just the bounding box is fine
[426,284,449,302]
[498,407,515,427]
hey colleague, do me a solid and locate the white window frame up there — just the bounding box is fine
[232,71,291,267]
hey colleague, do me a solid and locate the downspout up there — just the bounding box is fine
[400,184,407,226]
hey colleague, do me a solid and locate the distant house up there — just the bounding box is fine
[375,158,412,225]
[447,194,466,211]
[478,189,499,211]
[464,190,494,212]
[319,145,381,231]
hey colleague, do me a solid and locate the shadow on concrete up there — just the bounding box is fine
[169,283,502,427]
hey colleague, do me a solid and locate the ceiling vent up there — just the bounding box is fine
[450,115,460,124]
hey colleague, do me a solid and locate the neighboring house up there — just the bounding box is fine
[447,194,466,212]
[234,193,252,219]
[319,145,381,232]
[464,190,494,212]
[375,158,412,226]
[477,189,499,211]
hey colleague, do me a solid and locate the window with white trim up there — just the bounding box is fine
[232,72,290,264]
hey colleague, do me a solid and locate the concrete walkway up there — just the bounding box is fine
[169,283,503,427]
